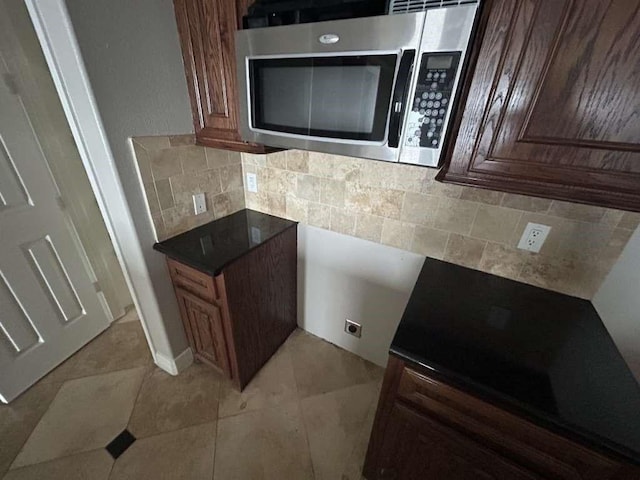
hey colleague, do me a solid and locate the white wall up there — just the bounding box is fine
[63,0,194,365]
[298,225,425,367]
[593,226,640,381]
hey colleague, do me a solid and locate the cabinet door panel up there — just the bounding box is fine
[377,403,544,480]
[440,0,640,211]
[175,287,230,375]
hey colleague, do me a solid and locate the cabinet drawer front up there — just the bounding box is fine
[167,258,217,302]
[397,366,624,480]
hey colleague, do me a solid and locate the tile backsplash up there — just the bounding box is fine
[132,135,245,240]
[132,138,638,300]
[242,150,640,299]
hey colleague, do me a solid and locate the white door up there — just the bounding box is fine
[0,55,109,403]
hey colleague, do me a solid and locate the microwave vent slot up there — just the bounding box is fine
[388,0,478,14]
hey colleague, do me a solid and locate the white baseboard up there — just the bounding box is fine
[154,347,193,375]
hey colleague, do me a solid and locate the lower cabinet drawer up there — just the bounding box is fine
[167,258,218,303]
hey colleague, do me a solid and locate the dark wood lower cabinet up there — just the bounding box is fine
[165,227,297,389]
[364,356,640,480]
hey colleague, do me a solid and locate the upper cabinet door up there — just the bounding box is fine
[173,0,274,153]
[439,0,640,212]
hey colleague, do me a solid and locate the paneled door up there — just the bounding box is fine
[0,55,109,403]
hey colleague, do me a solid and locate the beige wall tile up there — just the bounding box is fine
[162,203,191,237]
[444,234,486,269]
[330,208,356,236]
[170,172,217,206]
[242,153,267,167]
[320,178,346,208]
[422,180,463,199]
[155,179,174,211]
[370,188,404,218]
[345,183,373,214]
[355,214,384,243]
[266,192,286,217]
[618,211,640,230]
[168,134,195,146]
[519,255,592,299]
[308,152,336,178]
[212,191,232,219]
[151,212,166,241]
[286,196,308,223]
[297,175,321,202]
[308,203,331,229]
[401,192,439,226]
[553,221,613,260]
[205,148,231,169]
[460,187,504,205]
[548,200,606,223]
[393,164,432,193]
[266,151,288,169]
[479,243,529,280]
[132,141,153,184]
[286,150,309,173]
[433,198,479,235]
[501,193,551,213]
[381,219,414,250]
[219,164,243,192]
[358,161,397,189]
[180,146,207,173]
[133,136,170,151]
[143,182,160,215]
[470,205,522,244]
[149,148,182,180]
[410,226,449,259]
[262,167,296,195]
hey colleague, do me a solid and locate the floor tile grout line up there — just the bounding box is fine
[287,338,317,480]
[4,382,63,473]
[7,447,109,474]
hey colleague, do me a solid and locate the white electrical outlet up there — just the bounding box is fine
[192,193,206,215]
[517,222,551,253]
[246,172,258,193]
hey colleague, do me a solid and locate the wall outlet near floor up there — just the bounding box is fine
[344,319,362,338]
[517,222,551,253]
[192,193,206,215]
[246,172,258,193]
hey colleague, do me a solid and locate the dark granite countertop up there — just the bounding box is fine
[392,258,640,464]
[153,209,297,276]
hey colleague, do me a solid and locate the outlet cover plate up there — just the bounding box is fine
[517,222,551,253]
[246,173,258,193]
[344,319,362,338]
[192,193,206,215]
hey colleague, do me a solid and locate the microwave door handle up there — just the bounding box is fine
[388,50,416,148]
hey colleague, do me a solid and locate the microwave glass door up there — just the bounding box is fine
[249,55,397,142]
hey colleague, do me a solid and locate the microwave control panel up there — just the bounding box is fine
[405,52,461,150]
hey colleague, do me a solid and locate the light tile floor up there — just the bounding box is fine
[1,315,383,480]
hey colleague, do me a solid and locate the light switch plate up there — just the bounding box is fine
[192,193,206,215]
[517,222,551,253]
[246,172,258,193]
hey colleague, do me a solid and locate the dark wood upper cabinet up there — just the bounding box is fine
[173,0,274,153]
[439,0,640,212]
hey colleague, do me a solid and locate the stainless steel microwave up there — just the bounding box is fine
[235,6,478,167]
